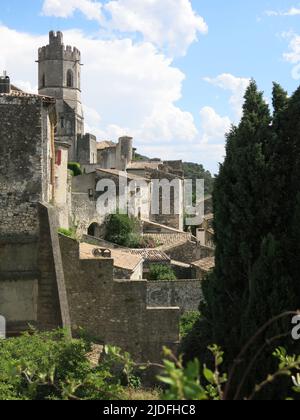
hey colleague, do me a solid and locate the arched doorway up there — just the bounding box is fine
[87,222,101,238]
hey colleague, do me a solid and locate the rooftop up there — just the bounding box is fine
[125,248,171,263]
[192,257,215,272]
[80,242,143,272]
[127,161,163,171]
[96,141,117,150]
[96,168,150,182]
[143,232,192,250]
[0,85,55,103]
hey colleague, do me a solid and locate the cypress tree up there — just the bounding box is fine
[183,81,300,399]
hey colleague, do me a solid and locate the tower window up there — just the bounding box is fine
[41,73,46,88]
[67,70,74,88]
[60,117,65,129]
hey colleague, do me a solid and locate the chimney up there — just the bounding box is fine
[0,71,11,94]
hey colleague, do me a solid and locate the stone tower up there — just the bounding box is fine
[38,31,84,160]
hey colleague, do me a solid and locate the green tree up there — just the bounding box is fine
[105,214,140,247]
[183,80,300,399]
[148,264,177,281]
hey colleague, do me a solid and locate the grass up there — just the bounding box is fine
[123,387,161,400]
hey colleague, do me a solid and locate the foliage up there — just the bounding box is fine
[184,80,300,399]
[58,227,77,240]
[105,213,140,247]
[0,330,130,400]
[158,345,226,400]
[180,312,201,339]
[105,214,158,248]
[68,162,82,177]
[148,264,177,281]
[132,153,149,162]
[183,162,214,196]
[158,346,300,401]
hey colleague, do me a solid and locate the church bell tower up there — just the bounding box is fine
[38,31,84,161]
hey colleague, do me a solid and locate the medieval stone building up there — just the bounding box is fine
[0,30,215,366]
[38,31,96,164]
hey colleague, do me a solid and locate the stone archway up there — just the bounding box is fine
[87,222,101,238]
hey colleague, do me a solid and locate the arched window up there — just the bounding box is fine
[67,70,73,88]
[41,73,46,88]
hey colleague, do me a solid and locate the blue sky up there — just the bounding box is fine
[1,0,300,173]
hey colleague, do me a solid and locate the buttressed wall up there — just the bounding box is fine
[0,92,70,334]
[59,235,180,363]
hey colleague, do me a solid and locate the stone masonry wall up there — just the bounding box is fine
[147,280,203,314]
[71,192,106,237]
[59,235,180,363]
[0,96,47,237]
[0,203,71,335]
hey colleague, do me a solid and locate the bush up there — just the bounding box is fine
[148,264,177,281]
[58,227,77,239]
[105,214,140,247]
[180,311,201,339]
[68,162,82,177]
[0,329,126,400]
[158,346,300,400]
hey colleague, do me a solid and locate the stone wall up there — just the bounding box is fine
[148,169,184,231]
[37,203,71,331]
[71,192,106,237]
[0,203,71,335]
[59,235,180,363]
[0,95,54,237]
[77,134,97,165]
[147,280,203,314]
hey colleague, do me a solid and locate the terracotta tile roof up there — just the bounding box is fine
[80,242,143,272]
[96,168,150,182]
[0,88,55,103]
[143,233,192,249]
[96,141,116,150]
[127,161,163,170]
[126,249,171,263]
[192,257,215,272]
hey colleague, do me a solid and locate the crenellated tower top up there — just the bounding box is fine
[38,31,81,62]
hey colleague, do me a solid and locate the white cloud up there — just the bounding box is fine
[0,25,197,151]
[282,32,300,80]
[41,0,207,56]
[103,0,208,56]
[265,7,300,17]
[199,106,231,144]
[204,73,250,120]
[42,0,103,22]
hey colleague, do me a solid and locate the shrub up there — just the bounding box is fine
[0,329,126,400]
[68,162,82,177]
[158,346,300,400]
[105,214,140,247]
[58,227,77,239]
[180,311,201,339]
[148,264,177,281]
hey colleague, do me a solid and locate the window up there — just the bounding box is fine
[41,73,46,88]
[67,70,73,88]
[60,117,65,129]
